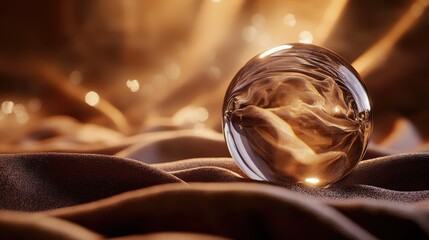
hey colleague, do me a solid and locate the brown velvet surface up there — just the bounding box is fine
[1,136,429,239]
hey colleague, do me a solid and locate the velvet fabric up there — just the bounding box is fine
[1,123,429,239]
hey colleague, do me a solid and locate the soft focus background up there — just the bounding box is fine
[0,0,428,155]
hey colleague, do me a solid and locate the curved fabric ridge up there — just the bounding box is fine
[170,166,245,182]
[2,153,429,213]
[116,129,229,164]
[153,158,243,174]
[0,153,184,211]
[333,153,429,190]
[109,232,231,240]
[44,183,377,239]
[0,210,102,240]
[324,199,429,239]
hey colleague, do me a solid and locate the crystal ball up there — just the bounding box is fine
[223,43,372,187]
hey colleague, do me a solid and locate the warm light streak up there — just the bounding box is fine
[315,0,348,44]
[353,0,428,77]
[259,45,292,58]
[187,0,244,85]
[305,177,320,184]
[85,91,100,107]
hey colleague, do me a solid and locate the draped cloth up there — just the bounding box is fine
[1,120,429,239]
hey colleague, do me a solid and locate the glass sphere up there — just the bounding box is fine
[223,43,372,187]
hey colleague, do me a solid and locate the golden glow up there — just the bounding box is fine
[208,66,221,80]
[85,91,100,107]
[13,104,29,124]
[299,30,313,44]
[259,45,292,58]
[0,101,29,124]
[172,106,209,125]
[164,63,181,80]
[195,107,209,122]
[251,14,265,27]
[193,122,206,133]
[126,79,140,92]
[283,13,296,27]
[257,33,271,47]
[70,70,83,85]
[242,25,258,42]
[305,177,320,184]
[152,74,167,87]
[211,0,222,3]
[140,84,155,96]
[1,101,14,114]
[334,105,341,113]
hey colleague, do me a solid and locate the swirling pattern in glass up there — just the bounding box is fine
[223,43,372,187]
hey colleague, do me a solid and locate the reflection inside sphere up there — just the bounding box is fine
[223,43,372,187]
